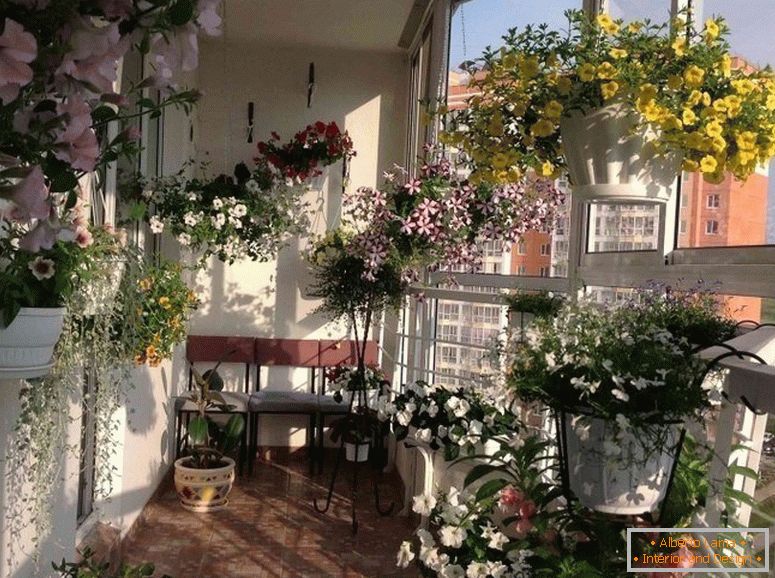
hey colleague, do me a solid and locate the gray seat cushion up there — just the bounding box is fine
[317,395,349,414]
[249,390,318,413]
[175,391,249,412]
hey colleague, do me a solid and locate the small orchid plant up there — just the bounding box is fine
[0,0,221,323]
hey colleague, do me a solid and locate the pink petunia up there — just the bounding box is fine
[19,220,58,253]
[0,19,37,103]
[5,166,49,221]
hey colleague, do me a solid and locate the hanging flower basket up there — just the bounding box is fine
[0,307,65,380]
[563,414,680,515]
[82,259,126,317]
[174,456,236,512]
[560,103,681,203]
[345,441,370,463]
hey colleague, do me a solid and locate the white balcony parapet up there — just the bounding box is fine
[699,326,775,539]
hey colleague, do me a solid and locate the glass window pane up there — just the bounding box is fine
[587,203,660,253]
[677,0,775,248]
[433,299,505,388]
[447,1,576,276]
[449,0,580,71]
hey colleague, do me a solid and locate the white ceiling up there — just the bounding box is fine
[221,0,418,52]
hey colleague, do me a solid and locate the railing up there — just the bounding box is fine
[389,284,775,575]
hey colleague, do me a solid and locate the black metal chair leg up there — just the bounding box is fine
[237,412,248,476]
[318,414,325,475]
[308,413,317,477]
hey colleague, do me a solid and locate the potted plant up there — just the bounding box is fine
[446,11,775,201]
[0,1,212,380]
[125,261,199,367]
[325,364,386,403]
[383,380,519,461]
[506,288,723,514]
[329,406,384,463]
[174,364,245,512]
[129,120,355,266]
[505,290,565,331]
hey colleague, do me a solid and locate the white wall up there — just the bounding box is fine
[184,38,408,445]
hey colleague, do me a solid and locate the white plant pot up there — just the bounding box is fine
[0,307,66,379]
[560,103,681,203]
[564,414,679,515]
[345,441,370,463]
[174,456,235,512]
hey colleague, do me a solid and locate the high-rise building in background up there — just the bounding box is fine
[436,65,771,384]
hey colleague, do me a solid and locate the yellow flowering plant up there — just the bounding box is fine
[128,261,199,367]
[445,10,775,185]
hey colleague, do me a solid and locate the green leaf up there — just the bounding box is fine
[223,414,245,446]
[50,171,78,193]
[443,444,460,461]
[464,464,499,487]
[728,464,759,480]
[168,0,195,26]
[187,416,208,446]
[91,105,118,124]
[475,478,508,502]
[128,202,148,221]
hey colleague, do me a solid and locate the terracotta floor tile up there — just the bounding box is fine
[122,451,420,577]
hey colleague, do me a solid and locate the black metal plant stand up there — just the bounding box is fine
[313,382,394,534]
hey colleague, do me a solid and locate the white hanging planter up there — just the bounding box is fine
[564,414,679,515]
[345,441,370,462]
[0,307,66,380]
[560,103,681,203]
[174,456,236,512]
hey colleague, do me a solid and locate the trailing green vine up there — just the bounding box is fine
[4,228,197,568]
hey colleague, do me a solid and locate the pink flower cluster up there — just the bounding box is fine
[341,148,564,285]
[497,486,538,537]
[0,1,221,254]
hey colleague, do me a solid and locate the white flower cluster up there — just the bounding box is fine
[399,488,531,577]
[381,380,513,455]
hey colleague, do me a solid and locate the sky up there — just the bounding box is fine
[449,0,775,242]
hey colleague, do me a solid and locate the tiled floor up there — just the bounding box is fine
[123,449,420,577]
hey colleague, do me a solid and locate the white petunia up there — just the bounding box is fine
[465,562,488,578]
[467,419,483,437]
[397,409,413,427]
[149,215,165,234]
[186,191,198,201]
[183,211,199,226]
[245,179,261,193]
[632,377,649,390]
[440,564,465,578]
[427,402,439,418]
[453,398,471,418]
[177,233,191,246]
[487,562,509,578]
[439,525,467,549]
[416,428,432,443]
[437,425,448,438]
[488,530,509,551]
[612,388,630,402]
[211,213,226,230]
[231,203,248,218]
[212,198,223,209]
[412,493,437,516]
[396,541,415,568]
